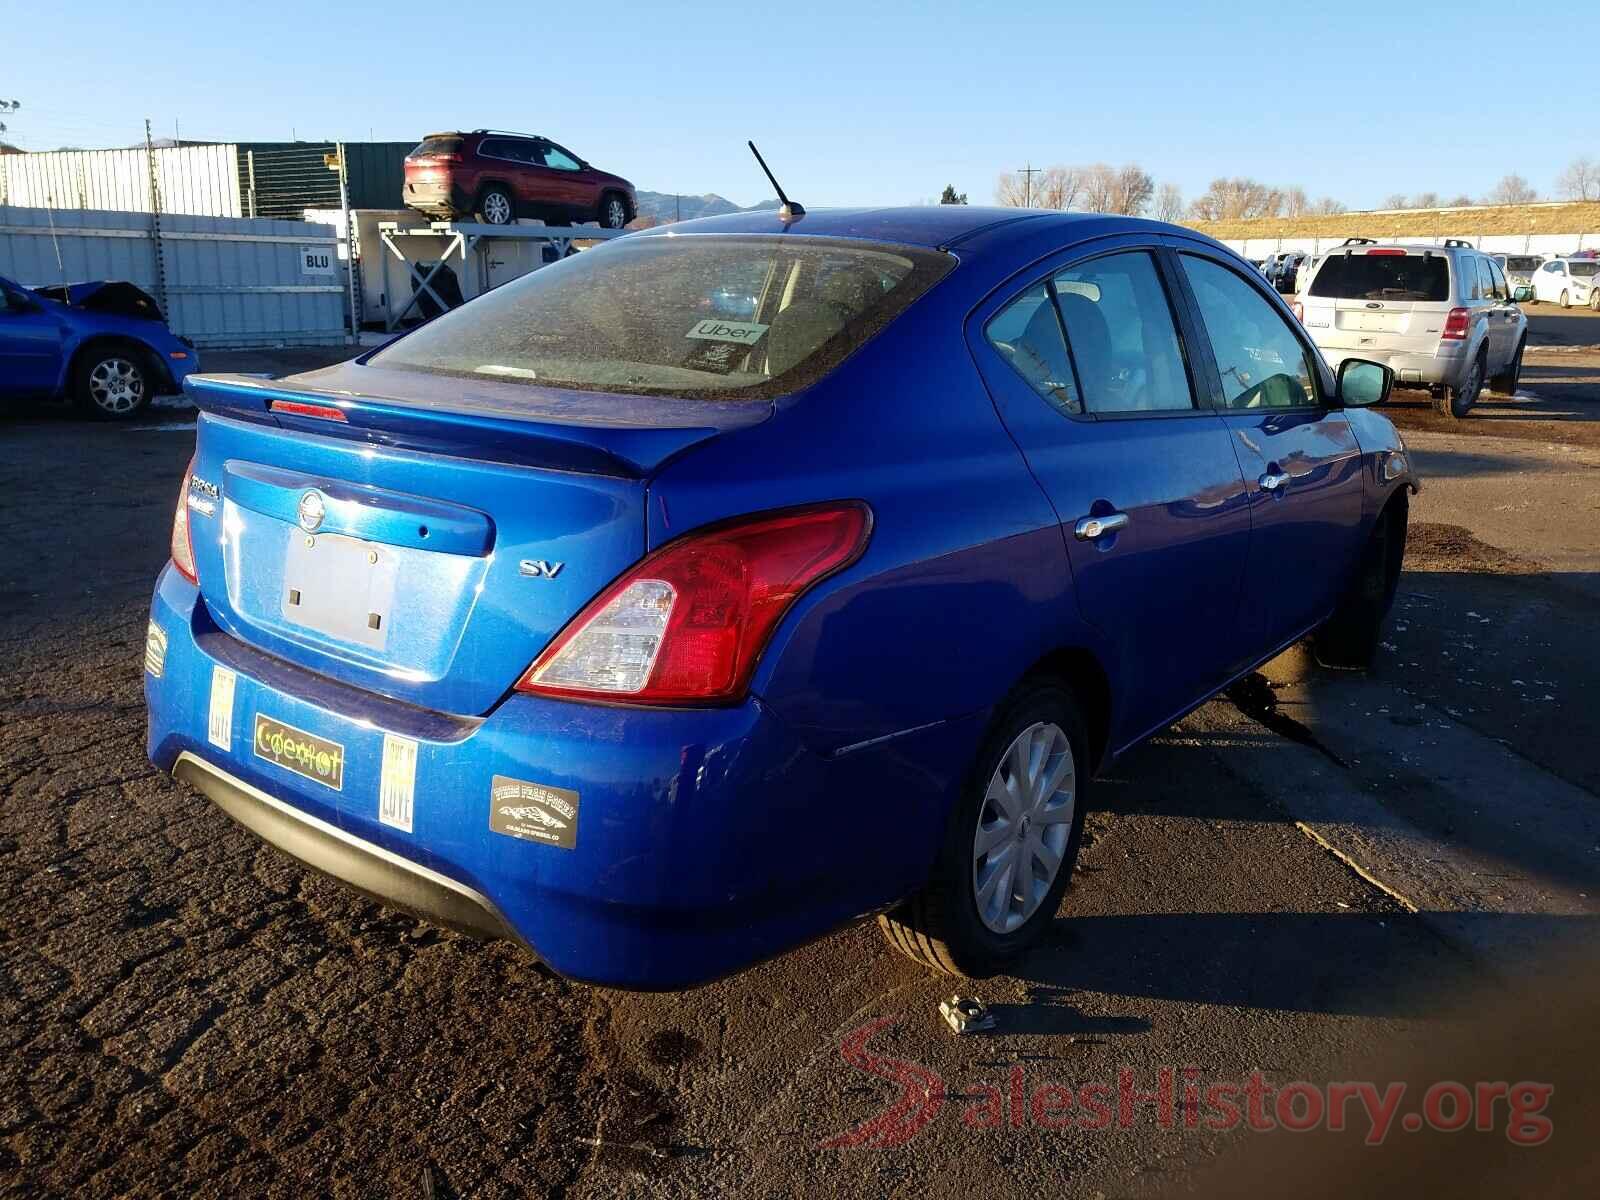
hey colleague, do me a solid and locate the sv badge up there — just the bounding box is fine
[519,559,565,579]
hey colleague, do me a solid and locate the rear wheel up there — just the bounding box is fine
[1489,336,1525,396]
[1435,349,1484,418]
[73,345,153,420]
[1313,496,1407,670]
[878,682,1089,977]
[475,186,514,226]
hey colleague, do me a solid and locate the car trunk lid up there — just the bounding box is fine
[186,367,767,715]
[1301,249,1454,354]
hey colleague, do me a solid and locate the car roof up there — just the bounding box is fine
[628,206,1178,253]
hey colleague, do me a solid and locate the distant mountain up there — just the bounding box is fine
[634,190,780,224]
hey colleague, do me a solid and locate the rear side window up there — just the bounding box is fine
[1571,262,1600,278]
[1507,256,1540,273]
[1487,259,1508,300]
[1309,253,1450,302]
[1181,255,1318,410]
[370,236,954,401]
[985,284,1082,415]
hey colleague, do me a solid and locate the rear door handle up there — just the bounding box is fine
[1074,512,1130,541]
[1259,471,1291,492]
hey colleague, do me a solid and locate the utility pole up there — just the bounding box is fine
[1019,163,1039,208]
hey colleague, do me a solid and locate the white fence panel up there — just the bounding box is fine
[1221,231,1597,258]
[0,204,346,348]
[0,145,243,217]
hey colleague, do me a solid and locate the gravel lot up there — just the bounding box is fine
[3,316,1597,1197]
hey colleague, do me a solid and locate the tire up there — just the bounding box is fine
[1434,349,1485,418]
[1559,289,1570,309]
[598,192,629,230]
[1590,291,1600,312]
[878,682,1090,977]
[1313,496,1407,670]
[73,344,153,420]
[475,185,515,226]
[1489,336,1525,396]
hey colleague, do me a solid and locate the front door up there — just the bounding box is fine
[1169,247,1365,651]
[0,286,64,399]
[969,242,1253,745]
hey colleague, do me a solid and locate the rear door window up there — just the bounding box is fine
[1309,253,1450,301]
[1488,259,1509,300]
[370,235,953,401]
[1507,256,1540,273]
[985,284,1081,415]
[1051,252,1194,414]
[1180,255,1319,410]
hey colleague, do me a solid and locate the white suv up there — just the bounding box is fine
[1530,257,1600,309]
[1295,239,1529,418]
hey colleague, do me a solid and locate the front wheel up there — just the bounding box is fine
[1313,496,1407,670]
[598,193,629,229]
[1590,291,1600,312]
[1559,289,1570,309]
[878,683,1089,977]
[1489,336,1525,396]
[74,347,152,420]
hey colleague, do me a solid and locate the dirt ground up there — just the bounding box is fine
[2,317,1597,1197]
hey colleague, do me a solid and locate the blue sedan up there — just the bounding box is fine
[143,207,1414,989]
[0,275,198,419]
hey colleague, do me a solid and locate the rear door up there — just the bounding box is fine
[1169,244,1365,648]
[968,238,1253,742]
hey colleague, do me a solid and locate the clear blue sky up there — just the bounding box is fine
[3,0,1596,211]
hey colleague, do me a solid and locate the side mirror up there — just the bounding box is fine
[1513,285,1534,302]
[1336,358,1393,408]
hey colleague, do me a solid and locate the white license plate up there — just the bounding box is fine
[282,530,398,650]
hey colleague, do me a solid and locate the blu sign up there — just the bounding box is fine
[299,245,336,276]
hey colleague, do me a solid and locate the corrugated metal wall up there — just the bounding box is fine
[0,205,346,347]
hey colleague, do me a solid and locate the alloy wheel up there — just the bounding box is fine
[482,192,512,224]
[605,197,628,228]
[88,358,145,415]
[972,721,1076,934]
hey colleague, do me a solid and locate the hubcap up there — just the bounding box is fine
[88,358,145,414]
[483,193,511,224]
[973,721,1076,934]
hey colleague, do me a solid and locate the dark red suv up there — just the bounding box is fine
[403,130,638,228]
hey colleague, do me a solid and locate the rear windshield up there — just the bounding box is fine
[409,137,461,158]
[1309,252,1450,302]
[370,235,954,401]
[1570,262,1600,278]
[1505,256,1541,272]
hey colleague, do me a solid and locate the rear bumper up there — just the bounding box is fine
[1318,342,1467,389]
[144,565,976,989]
[173,751,519,943]
[403,178,469,216]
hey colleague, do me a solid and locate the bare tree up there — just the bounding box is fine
[1413,191,1441,210]
[1308,197,1347,216]
[1557,156,1600,201]
[1486,174,1538,205]
[1188,178,1284,222]
[995,171,1030,207]
[1107,165,1154,215]
[1383,193,1411,210]
[1035,166,1086,211]
[1282,187,1309,218]
[1446,194,1474,208]
[1154,182,1184,222]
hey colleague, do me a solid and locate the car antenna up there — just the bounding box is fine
[747,141,804,220]
[43,198,71,305]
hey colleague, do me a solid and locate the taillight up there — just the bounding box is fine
[1441,307,1470,340]
[1291,301,1304,322]
[518,503,872,705]
[170,458,199,583]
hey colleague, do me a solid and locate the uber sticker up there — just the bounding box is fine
[490,775,579,849]
[379,733,418,833]
[207,666,237,751]
[686,319,768,344]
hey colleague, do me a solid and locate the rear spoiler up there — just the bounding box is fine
[186,372,766,479]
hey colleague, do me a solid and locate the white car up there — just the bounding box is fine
[1530,257,1600,309]
[1295,239,1530,417]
